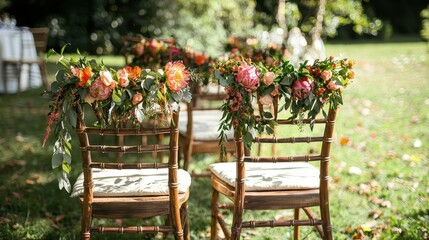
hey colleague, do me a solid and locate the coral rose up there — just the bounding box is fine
[134,44,144,56]
[320,70,332,81]
[236,64,260,92]
[132,92,143,105]
[263,72,276,86]
[88,78,111,101]
[164,61,190,93]
[117,68,129,87]
[326,80,339,90]
[99,70,114,87]
[292,77,313,100]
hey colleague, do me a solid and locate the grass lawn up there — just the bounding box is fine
[0,41,428,239]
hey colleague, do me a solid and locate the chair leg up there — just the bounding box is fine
[81,210,91,240]
[321,205,332,240]
[211,188,219,240]
[180,203,190,240]
[183,146,192,171]
[294,208,301,240]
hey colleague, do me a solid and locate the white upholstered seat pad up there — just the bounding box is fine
[210,162,319,191]
[179,110,234,141]
[70,168,191,197]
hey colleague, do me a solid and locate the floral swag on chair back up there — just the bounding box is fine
[42,46,193,192]
[214,56,355,157]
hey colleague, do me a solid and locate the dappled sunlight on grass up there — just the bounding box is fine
[0,41,428,239]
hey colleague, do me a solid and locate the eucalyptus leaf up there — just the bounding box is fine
[62,161,71,174]
[52,151,63,169]
[135,108,144,123]
[182,88,192,103]
[58,171,71,193]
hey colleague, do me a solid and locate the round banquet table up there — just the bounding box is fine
[0,27,42,93]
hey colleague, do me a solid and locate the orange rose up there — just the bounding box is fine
[263,72,276,86]
[194,53,207,66]
[132,92,143,105]
[77,67,93,87]
[320,70,332,81]
[348,70,355,79]
[164,61,190,93]
[127,66,141,80]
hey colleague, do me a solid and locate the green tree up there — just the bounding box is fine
[257,0,382,41]
[421,5,429,48]
[0,0,9,11]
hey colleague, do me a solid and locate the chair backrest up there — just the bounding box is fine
[235,102,338,193]
[29,27,49,54]
[73,103,181,199]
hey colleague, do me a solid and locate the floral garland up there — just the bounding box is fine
[224,36,287,67]
[214,56,355,158]
[124,37,213,83]
[43,46,192,192]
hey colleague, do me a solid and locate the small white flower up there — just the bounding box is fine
[348,166,362,175]
[413,139,422,148]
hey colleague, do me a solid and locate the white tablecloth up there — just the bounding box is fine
[0,28,42,93]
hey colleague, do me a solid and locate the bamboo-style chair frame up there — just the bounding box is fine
[178,82,235,175]
[210,104,338,240]
[74,104,190,240]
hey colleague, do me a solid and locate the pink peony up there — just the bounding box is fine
[292,77,313,100]
[320,70,332,81]
[117,68,129,87]
[99,70,115,87]
[132,92,143,105]
[236,64,260,92]
[88,78,112,101]
[164,61,190,93]
[263,72,276,86]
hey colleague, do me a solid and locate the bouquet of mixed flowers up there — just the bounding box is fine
[214,56,355,158]
[42,46,192,192]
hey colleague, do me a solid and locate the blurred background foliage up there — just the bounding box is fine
[0,0,427,55]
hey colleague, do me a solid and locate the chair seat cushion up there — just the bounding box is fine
[70,168,191,197]
[209,162,319,191]
[179,110,234,141]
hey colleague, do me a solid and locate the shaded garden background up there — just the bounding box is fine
[1,0,428,55]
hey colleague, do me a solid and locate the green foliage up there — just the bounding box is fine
[0,0,9,11]
[421,5,429,43]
